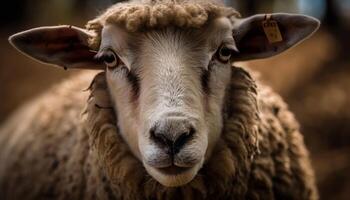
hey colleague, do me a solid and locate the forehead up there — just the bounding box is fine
[86,1,240,49]
[100,17,234,51]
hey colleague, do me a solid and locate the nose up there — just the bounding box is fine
[150,117,195,155]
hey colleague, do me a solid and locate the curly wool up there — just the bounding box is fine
[0,67,317,199]
[86,0,240,49]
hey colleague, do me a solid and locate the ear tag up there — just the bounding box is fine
[262,14,283,43]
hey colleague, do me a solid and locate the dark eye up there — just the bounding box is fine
[217,46,232,63]
[100,49,119,69]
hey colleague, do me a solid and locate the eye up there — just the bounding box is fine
[217,45,232,63]
[100,49,119,69]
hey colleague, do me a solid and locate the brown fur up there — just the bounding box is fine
[0,66,317,199]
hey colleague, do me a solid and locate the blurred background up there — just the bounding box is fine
[0,0,349,199]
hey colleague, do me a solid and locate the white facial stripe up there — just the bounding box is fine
[138,30,206,120]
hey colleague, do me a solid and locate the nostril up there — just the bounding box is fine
[173,127,195,154]
[150,126,172,146]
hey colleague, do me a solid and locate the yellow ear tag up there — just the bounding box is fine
[262,14,283,43]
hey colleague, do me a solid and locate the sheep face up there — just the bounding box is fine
[100,17,234,187]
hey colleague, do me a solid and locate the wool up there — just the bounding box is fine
[86,0,239,49]
[0,66,317,199]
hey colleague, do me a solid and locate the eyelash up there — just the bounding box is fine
[96,48,119,69]
[216,45,233,63]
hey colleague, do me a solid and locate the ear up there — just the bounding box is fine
[231,13,320,61]
[9,25,103,69]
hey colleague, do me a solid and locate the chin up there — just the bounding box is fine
[144,160,203,187]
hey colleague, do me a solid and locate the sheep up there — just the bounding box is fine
[0,0,320,199]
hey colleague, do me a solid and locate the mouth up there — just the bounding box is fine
[143,158,204,187]
[156,165,192,175]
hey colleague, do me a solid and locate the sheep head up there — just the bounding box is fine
[9,0,319,187]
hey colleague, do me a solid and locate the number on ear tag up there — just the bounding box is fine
[262,14,283,43]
